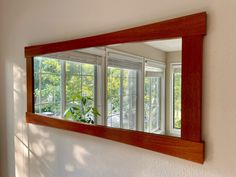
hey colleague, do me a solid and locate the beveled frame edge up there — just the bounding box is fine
[26,112,204,163]
[25,12,207,163]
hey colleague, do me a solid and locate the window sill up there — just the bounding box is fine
[26,112,204,163]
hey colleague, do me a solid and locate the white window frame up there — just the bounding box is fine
[145,60,166,134]
[106,48,144,130]
[35,48,168,135]
[35,50,104,122]
[169,63,181,136]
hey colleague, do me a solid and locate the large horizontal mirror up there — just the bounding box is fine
[33,38,182,137]
[26,12,206,163]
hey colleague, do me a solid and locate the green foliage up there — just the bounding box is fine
[175,119,181,129]
[34,57,96,117]
[173,72,181,129]
[66,63,94,104]
[34,56,181,129]
[63,94,100,124]
[107,67,121,115]
[107,67,137,116]
[34,57,61,115]
[144,77,161,132]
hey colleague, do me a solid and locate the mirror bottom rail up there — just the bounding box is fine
[26,112,204,163]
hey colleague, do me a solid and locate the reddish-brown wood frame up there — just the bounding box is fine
[25,12,206,163]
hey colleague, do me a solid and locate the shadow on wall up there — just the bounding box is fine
[12,62,92,177]
[13,59,228,177]
[12,61,210,177]
[28,125,93,177]
[12,59,149,177]
[0,57,11,177]
[14,62,28,177]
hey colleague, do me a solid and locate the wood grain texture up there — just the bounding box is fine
[25,12,206,57]
[26,57,34,112]
[181,35,203,142]
[26,112,204,163]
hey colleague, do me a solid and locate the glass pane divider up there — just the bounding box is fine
[60,60,66,117]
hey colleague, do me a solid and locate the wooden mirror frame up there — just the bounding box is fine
[25,12,206,163]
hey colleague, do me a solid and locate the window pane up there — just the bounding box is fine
[144,76,161,133]
[66,61,82,75]
[82,76,94,99]
[65,61,96,112]
[40,58,61,74]
[107,66,137,130]
[173,68,181,129]
[123,95,137,130]
[66,75,81,104]
[34,56,98,124]
[34,57,61,116]
[82,64,94,76]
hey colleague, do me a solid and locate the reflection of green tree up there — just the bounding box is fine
[34,58,95,116]
[144,78,150,130]
[66,63,94,108]
[107,68,136,115]
[34,57,182,129]
[144,77,160,132]
[107,67,120,115]
[174,72,181,128]
[34,58,61,114]
[107,67,137,130]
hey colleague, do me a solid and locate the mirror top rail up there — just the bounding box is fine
[25,12,206,58]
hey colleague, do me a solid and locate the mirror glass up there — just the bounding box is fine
[33,38,182,137]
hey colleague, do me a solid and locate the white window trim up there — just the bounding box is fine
[35,53,103,122]
[106,49,144,130]
[36,48,168,135]
[145,59,166,134]
[169,63,181,137]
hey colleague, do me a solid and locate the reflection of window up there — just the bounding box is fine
[34,57,62,116]
[34,51,101,122]
[107,53,140,130]
[170,64,181,135]
[144,63,165,134]
[65,62,95,110]
[34,49,177,134]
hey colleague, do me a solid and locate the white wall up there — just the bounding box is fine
[110,42,166,62]
[0,0,236,177]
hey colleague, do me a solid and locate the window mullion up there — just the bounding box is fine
[120,69,124,128]
[94,64,98,124]
[39,59,42,113]
[103,49,108,126]
[137,58,145,131]
[60,60,66,117]
[128,72,131,129]
[80,64,83,108]
[149,78,152,132]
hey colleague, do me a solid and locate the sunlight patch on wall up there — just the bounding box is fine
[13,63,27,144]
[73,145,90,166]
[15,136,29,177]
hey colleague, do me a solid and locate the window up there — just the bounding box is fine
[34,51,102,123]
[34,49,169,132]
[33,49,185,137]
[34,57,62,116]
[107,52,141,130]
[170,63,182,135]
[144,62,165,134]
